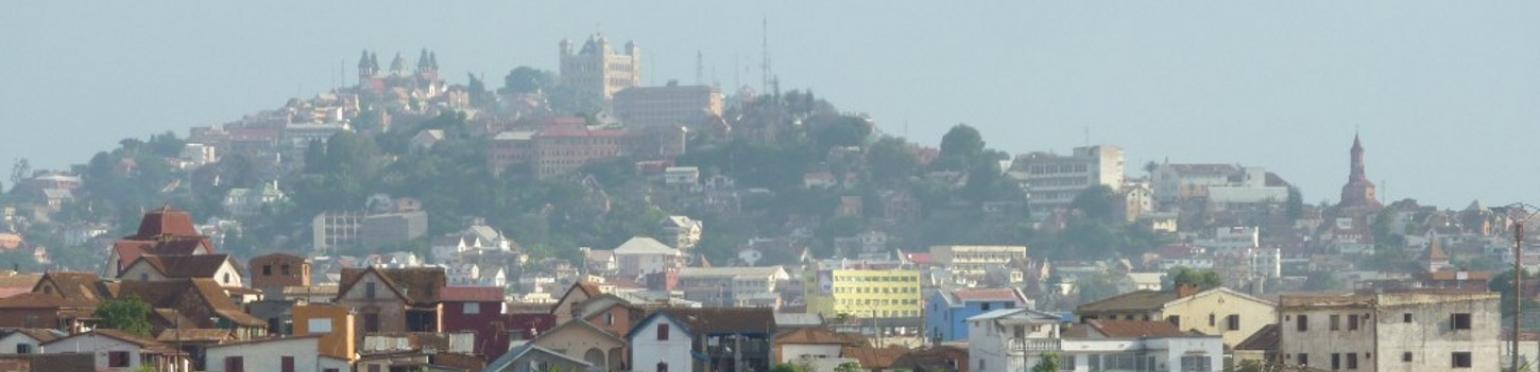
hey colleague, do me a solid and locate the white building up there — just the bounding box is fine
[1278,291,1500,371]
[1011,145,1124,212]
[282,122,352,148]
[1195,226,1260,251]
[662,216,703,251]
[626,311,695,372]
[677,266,790,308]
[0,329,61,355]
[929,245,1029,286]
[202,336,350,372]
[1152,163,1288,205]
[1058,320,1224,372]
[664,167,701,187]
[42,330,182,372]
[612,237,683,277]
[967,308,1064,372]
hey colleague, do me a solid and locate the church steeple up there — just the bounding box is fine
[1338,133,1381,209]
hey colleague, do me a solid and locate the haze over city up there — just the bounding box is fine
[4,1,1539,207]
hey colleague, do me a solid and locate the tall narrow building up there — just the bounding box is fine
[1337,134,1381,210]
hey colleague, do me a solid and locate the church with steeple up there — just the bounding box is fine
[1318,134,1384,254]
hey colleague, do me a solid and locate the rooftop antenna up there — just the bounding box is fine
[1083,126,1091,146]
[696,51,705,85]
[761,16,774,95]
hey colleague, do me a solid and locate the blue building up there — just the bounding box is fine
[924,288,1029,342]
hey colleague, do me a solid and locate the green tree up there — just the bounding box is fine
[1070,185,1119,223]
[502,66,555,94]
[94,297,154,337]
[771,363,808,372]
[1166,267,1223,290]
[1304,271,1344,291]
[936,124,984,170]
[866,137,919,184]
[1032,352,1061,372]
[834,362,862,372]
[1285,186,1304,220]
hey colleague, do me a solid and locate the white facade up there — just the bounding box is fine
[1279,292,1501,371]
[663,167,700,186]
[613,237,682,277]
[967,309,1063,372]
[119,256,244,287]
[1058,337,1223,372]
[627,314,694,372]
[43,333,153,371]
[203,336,350,372]
[0,331,53,354]
[1012,145,1124,212]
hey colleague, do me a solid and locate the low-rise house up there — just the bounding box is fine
[439,286,512,359]
[334,266,446,334]
[613,237,684,277]
[662,216,703,251]
[42,329,185,372]
[114,278,268,338]
[1277,291,1500,371]
[530,320,627,371]
[552,281,604,325]
[1056,320,1224,372]
[925,288,1029,342]
[0,272,110,331]
[1232,323,1279,366]
[1075,285,1276,347]
[484,343,598,372]
[677,266,788,308]
[292,304,357,363]
[627,308,777,372]
[967,308,1062,372]
[249,253,311,290]
[0,328,61,354]
[107,207,216,278]
[202,335,350,372]
[576,294,647,338]
[772,327,866,364]
[157,329,233,371]
[118,253,244,288]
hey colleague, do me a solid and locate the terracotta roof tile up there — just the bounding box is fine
[1084,320,1189,338]
[339,267,447,305]
[156,328,233,343]
[132,254,233,278]
[843,346,908,369]
[1234,324,1279,351]
[441,286,503,302]
[774,327,866,346]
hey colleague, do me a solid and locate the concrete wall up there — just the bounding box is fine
[1373,296,1500,371]
[1164,290,1277,347]
[532,323,624,371]
[44,335,143,371]
[203,337,347,372]
[628,316,694,372]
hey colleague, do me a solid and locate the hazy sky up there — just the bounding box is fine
[3,2,1537,208]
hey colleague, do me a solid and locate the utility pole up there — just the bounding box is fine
[1516,222,1524,372]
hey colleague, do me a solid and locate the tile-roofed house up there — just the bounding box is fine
[1079,319,1191,338]
[335,266,448,334]
[440,286,504,303]
[773,327,867,364]
[628,308,777,372]
[0,328,63,355]
[32,272,109,303]
[1076,286,1277,347]
[119,254,243,287]
[108,207,216,278]
[1232,323,1279,365]
[113,278,267,338]
[528,319,626,371]
[0,271,41,299]
[551,281,604,325]
[483,343,595,372]
[43,329,186,371]
[842,345,909,370]
[612,237,684,277]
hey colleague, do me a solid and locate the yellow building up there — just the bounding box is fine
[804,267,922,319]
[1076,286,1276,347]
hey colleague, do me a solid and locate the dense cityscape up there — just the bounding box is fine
[0,24,1527,372]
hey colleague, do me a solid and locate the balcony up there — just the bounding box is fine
[1007,338,1061,353]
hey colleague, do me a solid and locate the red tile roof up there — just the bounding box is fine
[133,206,200,238]
[131,254,233,279]
[441,286,504,302]
[1084,320,1189,338]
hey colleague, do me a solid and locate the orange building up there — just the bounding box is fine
[293,304,356,361]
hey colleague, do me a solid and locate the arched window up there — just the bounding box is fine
[657,362,668,372]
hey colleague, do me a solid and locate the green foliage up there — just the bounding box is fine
[1166,267,1223,290]
[936,124,984,170]
[865,137,919,185]
[1077,271,1124,304]
[501,66,555,94]
[1070,185,1118,223]
[1032,352,1061,372]
[1285,186,1304,220]
[834,362,863,372]
[1304,271,1344,291]
[94,297,154,337]
[771,363,809,372]
[807,114,872,155]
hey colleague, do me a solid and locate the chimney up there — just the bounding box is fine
[1176,283,1200,298]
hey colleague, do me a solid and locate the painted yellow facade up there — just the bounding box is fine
[804,268,922,319]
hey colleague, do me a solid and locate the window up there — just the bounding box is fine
[1347,353,1358,369]
[281,356,295,372]
[605,312,615,325]
[1297,315,1309,332]
[464,302,481,315]
[1299,354,1309,366]
[14,344,30,354]
[366,282,377,298]
[657,323,670,340]
[981,302,991,311]
[657,362,669,372]
[979,359,985,371]
[1452,352,1472,368]
[364,313,380,332]
[224,356,244,372]
[109,351,131,367]
[1180,356,1211,372]
[1209,313,1216,327]
[224,273,232,283]
[1348,314,1360,331]
[139,273,149,281]
[324,369,340,372]
[1402,352,1413,362]
[1451,313,1472,330]
[368,365,381,372]
[1168,315,1181,328]
[1227,315,1241,331]
[263,265,272,275]
[281,264,291,276]
[1330,314,1340,331]
[1331,353,1340,369]
[1404,313,1413,322]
